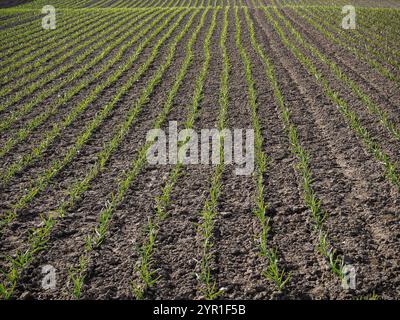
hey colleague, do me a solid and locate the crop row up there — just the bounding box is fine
[0,10,138,116]
[0,9,166,184]
[122,0,185,8]
[0,12,126,89]
[72,0,226,8]
[249,1,346,282]
[194,6,228,300]
[0,10,98,59]
[12,0,94,9]
[66,8,202,299]
[356,9,400,43]
[0,7,193,300]
[0,11,41,34]
[0,10,120,86]
[280,0,400,46]
[0,12,38,32]
[278,7,400,144]
[236,3,292,291]
[357,9,400,50]
[0,0,266,10]
[263,2,399,275]
[297,6,400,76]
[0,9,158,152]
[131,7,216,300]
[318,6,400,63]
[0,8,183,234]
[0,12,125,77]
[7,0,194,8]
[291,6,399,84]
[268,3,400,190]
[186,7,219,299]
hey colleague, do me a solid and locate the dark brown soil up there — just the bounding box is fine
[0,2,399,300]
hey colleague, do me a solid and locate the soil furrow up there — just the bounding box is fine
[251,6,400,298]
[0,10,181,200]
[6,9,203,300]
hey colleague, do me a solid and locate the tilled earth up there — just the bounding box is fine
[0,0,399,300]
